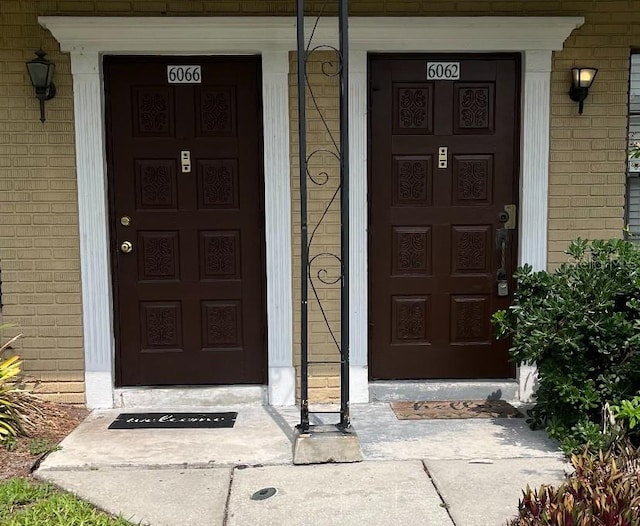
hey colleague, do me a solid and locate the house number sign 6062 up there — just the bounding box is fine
[426,62,460,80]
[167,65,201,84]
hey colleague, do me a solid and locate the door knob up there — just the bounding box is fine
[120,241,133,253]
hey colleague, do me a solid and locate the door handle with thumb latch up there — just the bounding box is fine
[496,228,509,297]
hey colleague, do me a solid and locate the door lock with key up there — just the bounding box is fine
[181,150,191,173]
[438,147,448,169]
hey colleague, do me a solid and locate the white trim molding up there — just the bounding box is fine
[70,52,114,409]
[42,17,296,408]
[517,50,554,402]
[41,15,582,407]
[41,16,582,54]
[348,50,369,404]
[262,51,296,406]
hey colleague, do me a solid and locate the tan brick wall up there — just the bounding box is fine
[0,1,83,403]
[2,0,639,403]
[547,5,634,267]
[289,51,342,402]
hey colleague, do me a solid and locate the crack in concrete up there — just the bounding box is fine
[421,460,457,526]
[222,466,237,526]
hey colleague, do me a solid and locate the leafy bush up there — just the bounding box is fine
[493,239,640,452]
[611,397,640,446]
[0,332,23,443]
[509,443,640,525]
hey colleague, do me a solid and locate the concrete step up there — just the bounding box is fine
[113,385,266,408]
[369,380,519,402]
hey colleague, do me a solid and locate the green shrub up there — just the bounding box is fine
[610,397,640,446]
[492,239,640,452]
[509,444,640,526]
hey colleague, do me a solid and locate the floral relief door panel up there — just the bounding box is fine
[105,57,266,386]
[369,55,519,380]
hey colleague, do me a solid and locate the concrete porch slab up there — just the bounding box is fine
[351,403,563,461]
[425,458,571,526]
[37,468,232,526]
[38,406,300,471]
[38,403,562,472]
[227,460,453,526]
[34,404,567,526]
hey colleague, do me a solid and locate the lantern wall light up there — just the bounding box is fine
[569,67,598,115]
[26,49,56,123]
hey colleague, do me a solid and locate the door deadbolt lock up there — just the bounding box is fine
[120,216,131,227]
[181,150,191,173]
[438,147,448,169]
[120,241,133,253]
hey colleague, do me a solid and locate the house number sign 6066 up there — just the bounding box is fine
[167,65,201,84]
[426,62,460,80]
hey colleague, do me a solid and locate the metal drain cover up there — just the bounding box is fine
[251,487,278,501]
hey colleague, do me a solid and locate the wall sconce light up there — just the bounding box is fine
[569,67,598,115]
[26,49,56,123]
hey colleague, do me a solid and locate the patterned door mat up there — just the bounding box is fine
[108,412,237,429]
[390,400,524,420]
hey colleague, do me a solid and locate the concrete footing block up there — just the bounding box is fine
[292,425,363,465]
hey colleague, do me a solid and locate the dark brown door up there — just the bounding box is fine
[105,56,266,386]
[369,55,519,380]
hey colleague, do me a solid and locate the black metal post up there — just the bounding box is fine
[338,0,350,429]
[297,0,310,433]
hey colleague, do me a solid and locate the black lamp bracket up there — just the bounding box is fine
[569,85,588,114]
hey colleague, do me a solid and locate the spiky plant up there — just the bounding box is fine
[0,332,23,442]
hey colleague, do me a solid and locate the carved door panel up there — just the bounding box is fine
[105,57,266,386]
[369,55,519,379]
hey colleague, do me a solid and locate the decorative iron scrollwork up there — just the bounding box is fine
[297,0,351,432]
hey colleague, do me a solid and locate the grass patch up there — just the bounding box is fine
[0,478,135,526]
[27,438,61,456]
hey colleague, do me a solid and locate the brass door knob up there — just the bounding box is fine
[120,241,133,253]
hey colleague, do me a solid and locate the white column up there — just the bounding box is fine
[518,49,552,402]
[262,51,296,406]
[70,52,114,409]
[348,50,369,403]
[520,50,552,272]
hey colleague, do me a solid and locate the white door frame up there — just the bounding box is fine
[41,16,582,408]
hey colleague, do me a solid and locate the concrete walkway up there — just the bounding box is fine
[35,403,569,526]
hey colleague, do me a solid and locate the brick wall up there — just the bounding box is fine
[547,6,633,267]
[290,51,343,402]
[1,0,639,403]
[0,2,83,403]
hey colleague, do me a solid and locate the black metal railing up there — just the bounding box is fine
[296,0,350,432]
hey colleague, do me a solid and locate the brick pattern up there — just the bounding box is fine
[1,0,638,403]
[290,51,342,402]
[0,1,83,403]
[548,6,634,266]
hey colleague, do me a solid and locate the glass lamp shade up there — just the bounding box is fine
[26,50,55,95]
[571,67,598,89]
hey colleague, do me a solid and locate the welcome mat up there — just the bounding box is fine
[390,400,523,420]
[108,412,237,430]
